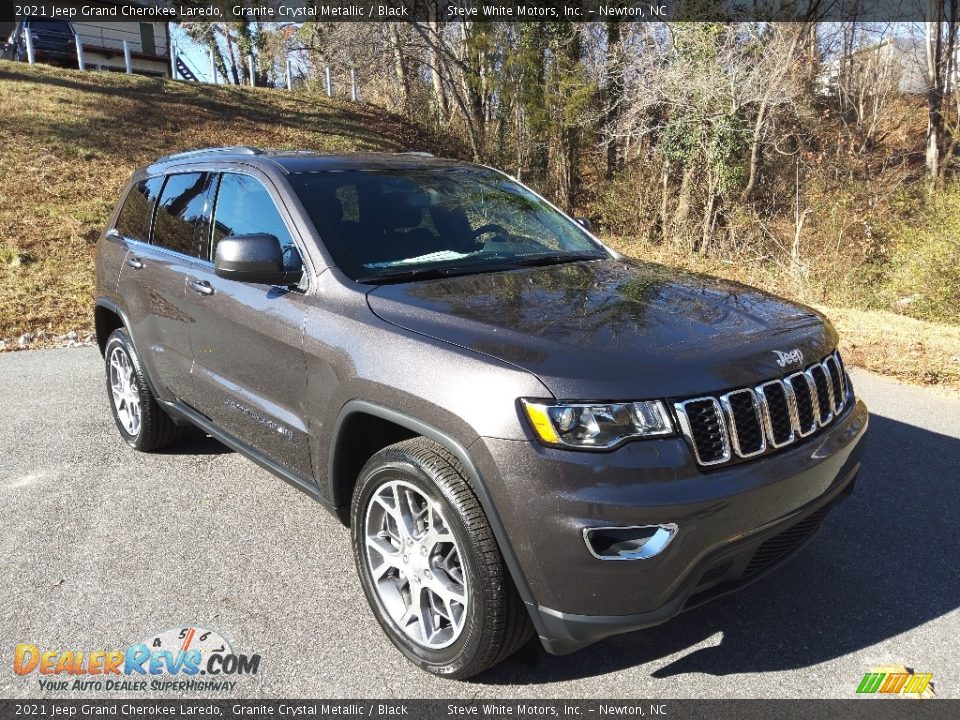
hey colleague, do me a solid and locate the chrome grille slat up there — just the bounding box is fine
[808,364,834,426]
[674,351,852,468]
[824,355,845,414]
[719,388,766,458]
[674,397,731,466]
[756,380,794,448]
[785,371,817,437]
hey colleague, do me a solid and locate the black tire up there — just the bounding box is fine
[104,328,181,452]
[351,437,533,679]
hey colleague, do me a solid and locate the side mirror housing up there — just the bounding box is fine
[214,234,302,285]
[574,217,593,232]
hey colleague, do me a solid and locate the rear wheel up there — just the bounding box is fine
[104,328,181,452]
[351,437,532,679]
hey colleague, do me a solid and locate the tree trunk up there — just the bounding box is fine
[388,24,411,116]
[427,6,449,123]
[604,22,624,180]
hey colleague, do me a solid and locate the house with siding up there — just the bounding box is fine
[1,2,170,78]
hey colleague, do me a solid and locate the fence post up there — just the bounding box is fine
[285,59,292,91]
[209,48,217,84]
[325,66,332,97]
[75,34,85,71]
[123,40,132,74]
[170,43,176,79]
[248,53,255,87]
[351,68,357,102]
[24,29,35,64]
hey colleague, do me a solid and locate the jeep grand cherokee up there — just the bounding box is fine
[94,147,868,679]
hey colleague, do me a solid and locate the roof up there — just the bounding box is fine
[147,147,470,175]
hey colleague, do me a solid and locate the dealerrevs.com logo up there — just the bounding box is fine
[13,627,260,692]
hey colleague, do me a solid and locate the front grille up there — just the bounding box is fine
[674,351,850,468]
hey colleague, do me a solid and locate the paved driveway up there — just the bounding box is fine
[1,348,957,698]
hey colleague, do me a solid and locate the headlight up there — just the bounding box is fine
[521,399,674,449]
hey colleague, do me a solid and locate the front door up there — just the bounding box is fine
[184,171,312,479]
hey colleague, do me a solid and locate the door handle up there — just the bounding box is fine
[190,279,215,296]
[126,256,144,270]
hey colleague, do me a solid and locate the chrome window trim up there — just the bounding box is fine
[674,396,731,466]
[719,388,766,458]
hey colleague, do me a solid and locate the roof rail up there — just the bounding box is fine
[398,151,434,158]
[156,146,264,163]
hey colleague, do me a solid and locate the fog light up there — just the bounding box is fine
[583,524,677,561]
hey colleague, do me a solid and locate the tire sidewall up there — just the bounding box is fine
[104,329,148,450]
[351,454,488,677]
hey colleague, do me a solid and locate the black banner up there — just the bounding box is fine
[0,0,945,24]
[0,700,958,720]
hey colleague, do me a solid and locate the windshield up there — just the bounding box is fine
[288,167,607,281]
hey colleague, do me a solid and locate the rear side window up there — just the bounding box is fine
[212,173,300,270]
[152,173,213,258]
[114,176,163,241]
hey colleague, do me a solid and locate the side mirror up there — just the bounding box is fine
[214,234,302,285]
[574,217,593,232]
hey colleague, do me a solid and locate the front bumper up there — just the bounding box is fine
[471,398,868,654]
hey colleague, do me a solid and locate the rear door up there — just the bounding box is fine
[117,171,214,401]
[184,171,312,478]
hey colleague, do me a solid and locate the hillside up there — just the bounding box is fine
[0,61,957,391]
[0,61,462,341]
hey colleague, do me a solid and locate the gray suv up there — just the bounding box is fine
[94,147,868,679]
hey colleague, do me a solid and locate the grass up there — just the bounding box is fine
[0,61,459,340]
[607,238,960,393]
[1,61,958,392]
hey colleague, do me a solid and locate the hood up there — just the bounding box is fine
[366,259,837,400]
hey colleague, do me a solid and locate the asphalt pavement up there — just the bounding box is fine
[1,347,957,699]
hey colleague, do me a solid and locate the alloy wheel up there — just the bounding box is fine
[363,480,468,649]
[108,345,141,436]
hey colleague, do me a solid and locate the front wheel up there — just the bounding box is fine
[351,438,532,679]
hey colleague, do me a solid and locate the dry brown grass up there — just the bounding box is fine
[608,237,960,393]
[2,62,957,393]
[0,61,459,340]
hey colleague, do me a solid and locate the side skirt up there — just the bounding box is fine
[160,399,334,512]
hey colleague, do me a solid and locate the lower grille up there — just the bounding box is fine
[742,506,830,578]
[695,560,733,588]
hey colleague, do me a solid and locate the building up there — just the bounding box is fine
[819,36,930,97]
[1,4,170,78]
[71,21,171,77]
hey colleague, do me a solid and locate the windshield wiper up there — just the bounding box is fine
[357,253,605,285]
[505,253,605,268]
[357,265,487,284]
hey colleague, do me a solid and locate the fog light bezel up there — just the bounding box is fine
[583,523,678,561]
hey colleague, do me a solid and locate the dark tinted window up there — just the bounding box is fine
[153,173,212,258]
[288,169,603,280]
[212,173,300,270]
[115,176,163,241]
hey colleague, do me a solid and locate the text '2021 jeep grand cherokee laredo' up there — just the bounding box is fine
[94,147,868,679]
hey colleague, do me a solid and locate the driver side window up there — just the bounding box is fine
[211,173,302,270]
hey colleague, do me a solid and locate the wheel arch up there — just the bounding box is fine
[94,298,127,356]
[327,400,543,629]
